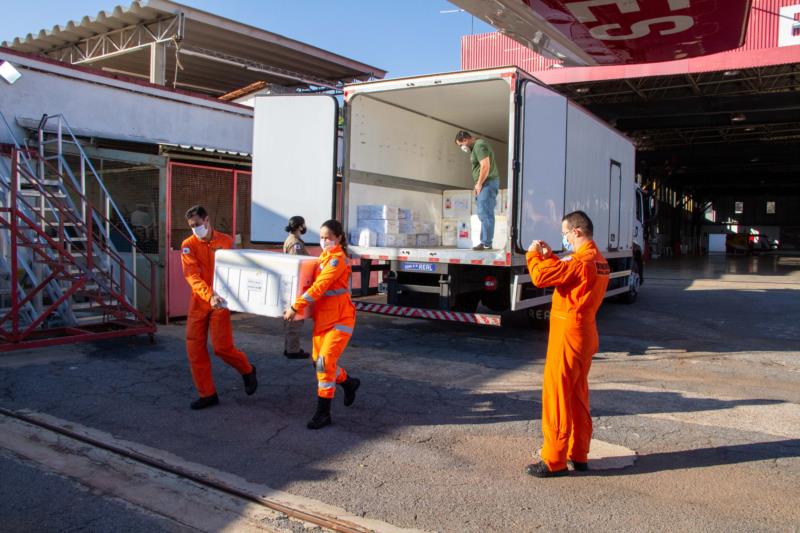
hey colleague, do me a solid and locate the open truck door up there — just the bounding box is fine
[251,95,338,244]
[516,80,567,254]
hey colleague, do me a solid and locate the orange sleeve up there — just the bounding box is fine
[526,250,581,288]
[293,256,346,312]
[181,244,213,302]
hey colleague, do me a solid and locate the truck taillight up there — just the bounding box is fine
[483,276,498,291]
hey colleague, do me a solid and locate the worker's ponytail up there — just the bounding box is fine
[321,219,347,253]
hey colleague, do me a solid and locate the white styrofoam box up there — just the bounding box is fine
[349,228,376,247]
[415,234,430,247]
[470,214,508,248]
[376,233,401,247]
[213,250,318,319]
[399,220,422,234]
[442,219,458,247]
[456,219,472,249]
[443,189,474,219]
[357,204,399,220]
[358,219,399,234]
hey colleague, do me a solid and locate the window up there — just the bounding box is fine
[735,201,744,214]
[766,201,776,214]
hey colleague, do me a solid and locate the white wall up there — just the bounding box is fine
[0,51,253,153]
[349,95,509,190]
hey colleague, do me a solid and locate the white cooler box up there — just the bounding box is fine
[213,250,318,319]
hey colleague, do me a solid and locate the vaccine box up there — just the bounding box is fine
[357,204,399,220]
[213,250,318,319]
[442,189,474,219]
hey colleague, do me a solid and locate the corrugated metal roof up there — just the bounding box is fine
[2,0,385,95]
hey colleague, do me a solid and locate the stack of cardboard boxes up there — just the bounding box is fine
[350,188,507,250]
[350,205,438,248]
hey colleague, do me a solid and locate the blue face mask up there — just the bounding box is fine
[562,233,574,252]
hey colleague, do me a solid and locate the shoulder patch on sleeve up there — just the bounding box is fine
[330,258,339,267]
[560,255,573,262]
[182,247,191,255]
[294,243,302,250]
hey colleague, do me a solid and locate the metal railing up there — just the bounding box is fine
[36,114,140,308]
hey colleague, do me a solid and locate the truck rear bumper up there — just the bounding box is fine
[353,301,502,327]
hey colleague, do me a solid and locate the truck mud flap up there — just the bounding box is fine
[354,301,502,327]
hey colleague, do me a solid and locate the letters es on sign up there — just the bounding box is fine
[522,0,751,63]
[401,262,436,273]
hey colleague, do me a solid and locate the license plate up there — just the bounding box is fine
[401,262,435,273]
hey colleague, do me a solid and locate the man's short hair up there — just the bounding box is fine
[454,130,473,143]
[563,210,593,236]
[185,205,208,220]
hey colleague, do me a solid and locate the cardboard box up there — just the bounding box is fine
[349,228,377,247]
[441,219,458,247]
[213,250,318,319]
[358,219,399,234]
[456,219,472,249]
[442,190,474,219]
[357,204,399,220]
[376,233,401,247]
[399,220,422,234]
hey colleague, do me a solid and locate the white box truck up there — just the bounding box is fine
[250,67,647,326]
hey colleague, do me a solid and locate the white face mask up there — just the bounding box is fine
[460,145,470,153]
[320,238,334,250]
[192,224,208,239]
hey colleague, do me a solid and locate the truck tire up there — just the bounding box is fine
[454,291,481,313]
[481,289,511,312]
[620,260,641,304]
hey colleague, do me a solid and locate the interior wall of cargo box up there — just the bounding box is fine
[347,79,511,193]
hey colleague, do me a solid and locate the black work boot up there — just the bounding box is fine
[284,349,310,360]
[307,397,332,430]
[190,393,219,410]
[242,365,258,396]
[569,460,589,472]
[339,377,361,407]
[525,461,568,478]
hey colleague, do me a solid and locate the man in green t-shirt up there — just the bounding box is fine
[455,131,500,250]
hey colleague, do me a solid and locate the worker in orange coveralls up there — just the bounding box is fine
[283,219,360,429]
[181,205,257,410]
[525,210,609,477]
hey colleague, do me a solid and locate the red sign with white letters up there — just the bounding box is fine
[524,0,752,63]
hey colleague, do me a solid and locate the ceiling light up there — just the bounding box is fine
[0,61,21,84]
[575,87,590,94]
[731,113,747,123]
[744,127,754,132]
[723,70,740,77]
[549,63,564,69]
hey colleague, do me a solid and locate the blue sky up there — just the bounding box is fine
[0,0,495,79]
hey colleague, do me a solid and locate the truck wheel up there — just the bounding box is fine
[621,260,641,304]
[454,291,481,313]
[481,290,510,312]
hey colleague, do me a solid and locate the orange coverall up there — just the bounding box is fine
[291,245,356,399]
[181,231,253,397]
[527,240,610,470]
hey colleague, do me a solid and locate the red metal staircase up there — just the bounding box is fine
[0,113,156,351]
